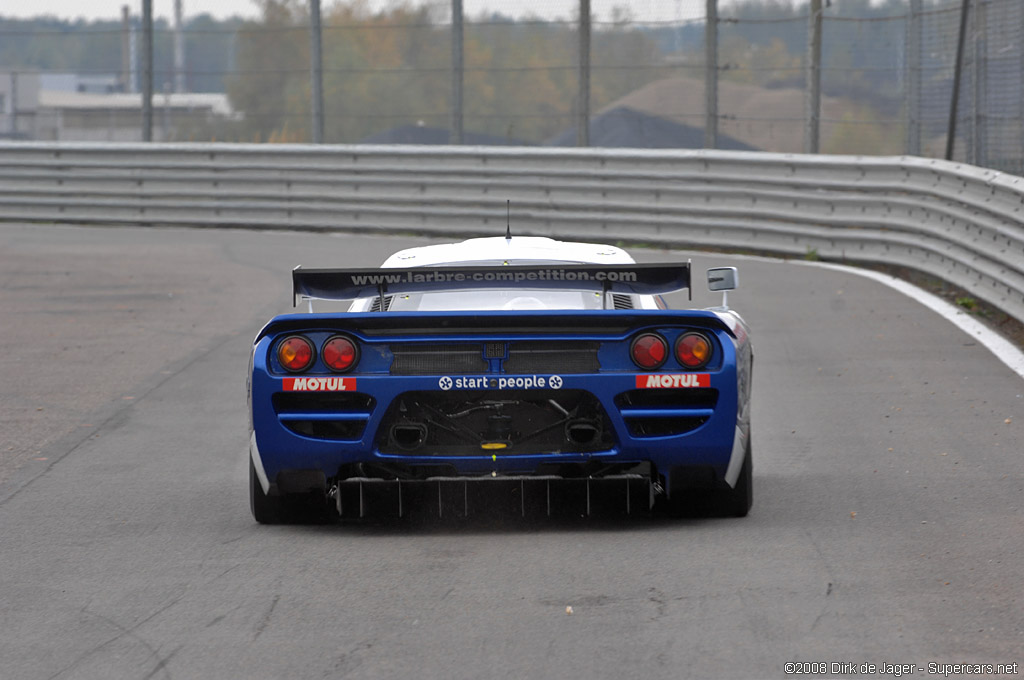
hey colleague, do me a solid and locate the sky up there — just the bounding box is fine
[0,0,718,24]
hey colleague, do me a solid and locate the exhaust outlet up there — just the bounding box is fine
[565,419,601,446]
[390,421,428,450]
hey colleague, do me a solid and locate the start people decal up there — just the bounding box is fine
[438,375,563,390]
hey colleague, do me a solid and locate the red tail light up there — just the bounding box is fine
[630,333,668,369]
[675,332,712,369]
[277,336,314,373]
[322,335,358,372]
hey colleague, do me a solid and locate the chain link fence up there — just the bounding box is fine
[1,0,1022,174]
[951,0,1024,173]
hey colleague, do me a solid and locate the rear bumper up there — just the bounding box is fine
[251,367,743,492]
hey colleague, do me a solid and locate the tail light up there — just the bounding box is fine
[630,333,668,369]
[322,335,358,372]
[277,336,315,373]
[675,332,712,369]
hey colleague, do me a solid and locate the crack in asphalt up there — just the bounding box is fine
[47,594,186,680]
[253,594,281,641]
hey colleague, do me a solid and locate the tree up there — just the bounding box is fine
[225,0,309,142]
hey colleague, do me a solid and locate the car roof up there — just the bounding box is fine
[379,236,637,268]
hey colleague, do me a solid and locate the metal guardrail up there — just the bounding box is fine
[2,142,1023,323]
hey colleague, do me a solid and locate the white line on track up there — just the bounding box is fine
[788,259,1024,381]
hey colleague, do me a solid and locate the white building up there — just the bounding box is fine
[2,71,236,142]
[0,71,40,139]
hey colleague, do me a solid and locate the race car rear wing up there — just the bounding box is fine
[292,263,691,307]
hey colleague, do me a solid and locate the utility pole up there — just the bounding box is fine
[576,0,590,147]
[450,0,464,144]
[142,0,153,141]
[704,0,718,149]
[310,0,324,143]
[804,0,822,154]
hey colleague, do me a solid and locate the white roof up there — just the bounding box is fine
[38,91,235,117]
[380,236,636,268]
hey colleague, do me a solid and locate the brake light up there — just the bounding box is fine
[277,336,314,373]
[675,332,712,369]
[322,335,358,372]
[630,333,668,369]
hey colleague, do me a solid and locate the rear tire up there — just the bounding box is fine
[715,437,752,518]
[250,457,282,524]
[665,437,752,518]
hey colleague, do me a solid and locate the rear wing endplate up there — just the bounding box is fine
[292,263,691,307]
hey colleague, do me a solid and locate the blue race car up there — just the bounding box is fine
[248,236,752,522]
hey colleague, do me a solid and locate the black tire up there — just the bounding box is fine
[665,437,752,518]
[250,457,282,524]
[714,437,752,518]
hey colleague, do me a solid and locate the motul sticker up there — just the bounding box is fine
[283,377,356,392]
[636,374,710,389]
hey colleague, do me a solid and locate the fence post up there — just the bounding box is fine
[310,0,325,143]
[804,0,822,154]
[906,0,921,156]
[142,0,153,142]
[1020,0,1024,175]
[174,0,185,93]
[705,0,718,149]
[946,0,971,160]
[8,72,16,136]
[450,0,464,145]
[972,0,986,168]
[121,7,132,93]
[577,0,590,147]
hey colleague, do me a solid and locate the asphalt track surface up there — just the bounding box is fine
[1,224,1021,679]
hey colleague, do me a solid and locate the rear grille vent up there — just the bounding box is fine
[611,294,634,310]
[272,392,375,441]
[390,343,487,375]
[616,389,718,409]
[504,341,600,374]
[615,388,719,437]
[389,341,601,375]
[369,295,394,312]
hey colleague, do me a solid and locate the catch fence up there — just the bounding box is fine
[1,1,1022,173]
